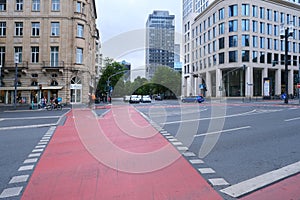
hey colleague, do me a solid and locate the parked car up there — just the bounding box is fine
[141,95,152,103]
[154,95,162,101]
[181,95,204,103]
[123,95,131,102]
[129,95,141,104]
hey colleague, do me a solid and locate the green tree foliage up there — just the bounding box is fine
[97,57,128,96]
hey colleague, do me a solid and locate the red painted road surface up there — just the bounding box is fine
[21,106,222,200]
[240,173,300,200]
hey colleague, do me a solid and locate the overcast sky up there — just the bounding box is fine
[95,0,182,80]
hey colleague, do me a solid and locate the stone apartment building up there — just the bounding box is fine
[0,0,99,105]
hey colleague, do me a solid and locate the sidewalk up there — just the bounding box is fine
[21,106,222,200]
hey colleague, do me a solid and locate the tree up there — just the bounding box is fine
[97,57,128,97]
[151,66,181,98]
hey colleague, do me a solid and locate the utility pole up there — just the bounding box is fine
[14,53,19,109]
[280,23,293,104]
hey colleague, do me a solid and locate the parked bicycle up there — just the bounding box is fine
[46,102,62,111]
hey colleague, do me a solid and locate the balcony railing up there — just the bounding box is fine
[3,61,29,70]
[42,61,65,69]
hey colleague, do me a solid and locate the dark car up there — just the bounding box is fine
[154,95,162,101]
[181,96,204,103]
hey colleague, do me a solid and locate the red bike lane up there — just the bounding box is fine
[21,106,222,200]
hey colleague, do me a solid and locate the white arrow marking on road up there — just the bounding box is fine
[220,161,300,198]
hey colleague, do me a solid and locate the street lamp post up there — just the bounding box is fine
[0,65,2,87]
[14,53,19,109]
[280,23,293,104]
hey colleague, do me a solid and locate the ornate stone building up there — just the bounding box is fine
[0,0,99,105]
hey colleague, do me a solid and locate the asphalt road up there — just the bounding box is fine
[135,99,300,199]
[0,108,70,199]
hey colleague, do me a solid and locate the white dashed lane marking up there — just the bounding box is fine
[9,175,30,184]
[209,178,229,186]
[0,187,23,199]
[189,159,204,164]
[198,168,216,174]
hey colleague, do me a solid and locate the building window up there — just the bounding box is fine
[260,22,265,34]
[219,8,225,20]
[242,35,250,47]
[219,52,225,64]
[253,36,258,48]
[252,51,258,62]
[253,20,258,32]
[267,9,272,21]
[252,5,258,17]
[32,22,40,36]
[260,52,265,63]
[274,25,279,36]
[229,51,238,63]
[229,20,238,32]
[14,47,22,63]
[267,38,272,50]
[219,23,225,35]
[267,53,272,64]
[15,22,23,36]
[51,22,60,36]
[77,24,84,38]
[229,35,238,47]
[242,19,250,31]
[50,47,59,67]
[0,22,6,36]
[76,1,85,13]
[31,47,39,63]
[242,50,250,62]
[32,0,40,11]
[274,39,278,50]
[16,0,23,11]
[260,37,265,48]
[260,7,265,19]
[76,48,83,64]
[274,11,278,22]
[219,37,225,49]
[242,4,250,16]
[267,24,272,35]
[0,0,6,11]
[0,47,5,66]
[51,0,60,11]
[228,5,238,17]
[280,12,285,24]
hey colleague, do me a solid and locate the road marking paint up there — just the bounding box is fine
[285,117,300,122]
[23,158,38,164]
[0,123,57,131]
[18,165,34,171]
[172,142,183,146]
[209,178,229,186]
[220,161,300,198]
[177,146,189,151]
[32,149,44,152]
[165,136,174,139]
[182,152,196,157]
[28,153,41,158]
[189,159,204,164]
[0,187,23,198]
[198,168,216,174]
[1,116,61,120]
[40,139,49,142]
[161,110,256,125]
[42,137,51,139]
[162,133,171,136]
[9,175,30,184]
[35,145,46,148]
[194,126,251,137]
[38,142,48,145]
[168,138,178,142]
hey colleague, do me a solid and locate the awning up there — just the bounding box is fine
[0,86,63,91]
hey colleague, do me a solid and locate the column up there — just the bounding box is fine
[275,69,281,96]
[245,66,253,97]
[206,71,212,97]
[216,69,222,97]
[288,69,294,96]
[263,68,268,96]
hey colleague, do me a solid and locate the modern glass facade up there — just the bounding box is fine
[182,0,300,98]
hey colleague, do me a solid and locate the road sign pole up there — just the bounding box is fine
[14,53,19,109]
